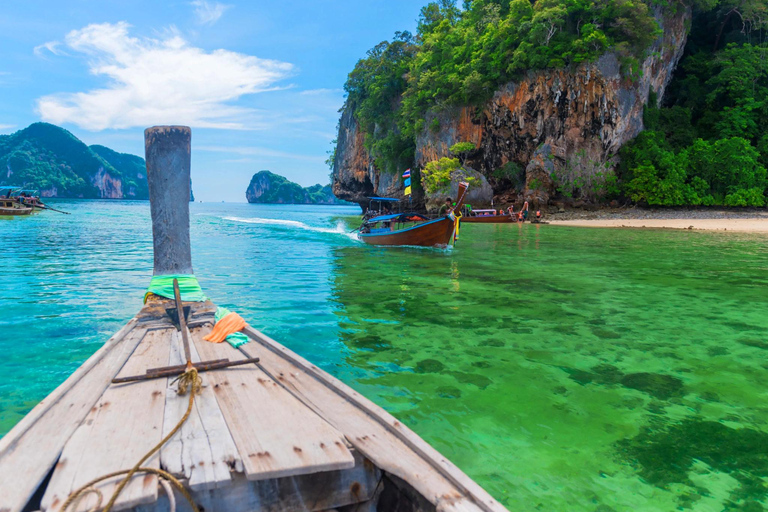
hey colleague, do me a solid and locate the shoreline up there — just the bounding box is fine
[549,218,768,233]
[546,208,768,233]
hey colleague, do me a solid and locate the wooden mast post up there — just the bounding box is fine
[112,126,257,385]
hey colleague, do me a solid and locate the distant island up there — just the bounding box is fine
[246,170,346,205]
[0,122,193,200]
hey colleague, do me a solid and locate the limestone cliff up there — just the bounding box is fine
[246,170,344,204]
[333,5,690,208]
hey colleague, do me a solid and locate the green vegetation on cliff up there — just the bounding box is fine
[620,2,768,206]
[0,123,149,199]
[246,170,344,204]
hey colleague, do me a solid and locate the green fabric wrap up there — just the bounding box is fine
[214,307,249,348]
[144,274,207,303]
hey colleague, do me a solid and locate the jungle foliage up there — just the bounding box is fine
[620,1,768,206]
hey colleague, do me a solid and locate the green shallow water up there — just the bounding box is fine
[2,201,768,511]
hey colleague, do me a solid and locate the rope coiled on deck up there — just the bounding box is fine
[61,369,202,512]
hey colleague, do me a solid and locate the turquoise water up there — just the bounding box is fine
[2,201,768,511]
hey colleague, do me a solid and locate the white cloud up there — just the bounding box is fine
[35,22,293,131]
[0,124,15,131]
[191,1,231,25]
[33,41,66,57]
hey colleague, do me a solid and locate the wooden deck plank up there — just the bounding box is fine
[0,319,142,512]
[240,327,504,512]
[159,329,242,491]
[41,328,173,512]
[192,326,355,481]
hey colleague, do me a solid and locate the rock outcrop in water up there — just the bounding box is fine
[246,170,344,204]
[0,123,165,199]
[332,5,690,209]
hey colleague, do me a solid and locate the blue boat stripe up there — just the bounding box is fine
[359,217,450,238]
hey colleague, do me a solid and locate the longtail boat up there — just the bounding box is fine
[358,183,469,247]
[0,187,33,216]
[461,210,517,224]
[0,127,507,512]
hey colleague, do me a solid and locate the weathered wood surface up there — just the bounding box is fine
[42,328,173,512]
[192,327,356,481]
[159,329,242,491]
[135,450,380,512]
[0,319,141,512]
[240,326,505,512]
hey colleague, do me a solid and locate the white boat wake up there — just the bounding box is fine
[223,216,359,240]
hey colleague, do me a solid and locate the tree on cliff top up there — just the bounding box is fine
[450,142,476,166]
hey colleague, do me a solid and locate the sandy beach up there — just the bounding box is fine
[550,218,768,232]
[544,207,768,232]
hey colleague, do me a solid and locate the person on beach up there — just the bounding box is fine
[508,205,515,217]
[438,197,453,216]
[521,201,529,221]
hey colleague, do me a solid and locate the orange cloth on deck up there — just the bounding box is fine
[203,312,248,343]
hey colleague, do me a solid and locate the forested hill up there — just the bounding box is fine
[0,123,150,199]
[246,170,345,204]
[333,0,768,208]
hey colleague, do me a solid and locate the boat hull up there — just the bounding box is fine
[0,206,33,216]
[359,216,457,247]
[463,215,517,223]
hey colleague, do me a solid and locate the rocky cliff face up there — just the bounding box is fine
[333,5,690,208]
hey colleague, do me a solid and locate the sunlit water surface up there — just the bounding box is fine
[2,201,768,511]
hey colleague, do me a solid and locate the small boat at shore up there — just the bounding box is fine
[462,209,517,224]
[358,183,469,247]
[0,127,506,512]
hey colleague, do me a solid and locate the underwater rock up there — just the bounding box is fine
[617,418,768,507]
[707,346,729,356]
[414,359,445,374]
[479,339,505,347]
[591,364,624,385]
[450,371,493,390]
[353,334,391,350]
[563,363,624,387]
[738,338,768,350]
[436,386,462,399]
[591,327,623,340]
[620,372,684,400]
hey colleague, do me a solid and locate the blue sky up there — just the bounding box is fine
[0,0,424,201]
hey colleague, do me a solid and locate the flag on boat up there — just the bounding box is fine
[403,169,412,196]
